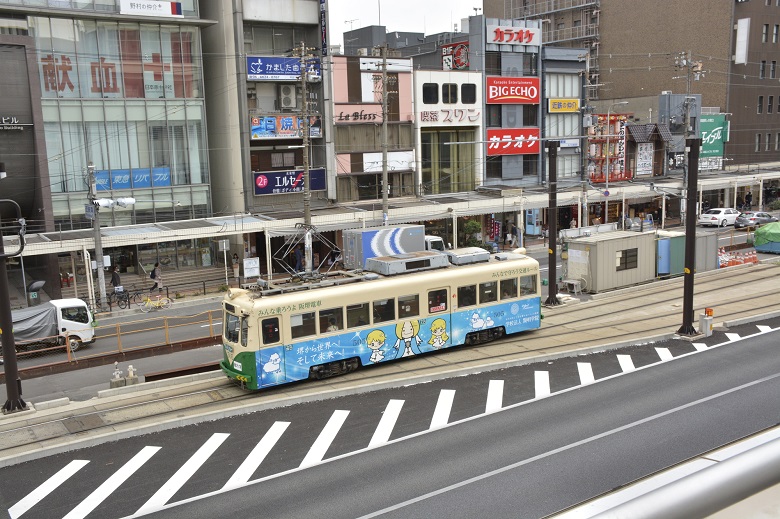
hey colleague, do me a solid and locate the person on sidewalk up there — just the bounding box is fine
[149,262,162,293]
[110,266,121,290]
[232,253,240,284]
[745,191,753,210]
[510,223,519,247]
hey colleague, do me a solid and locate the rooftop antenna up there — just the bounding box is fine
[345,19,358,30]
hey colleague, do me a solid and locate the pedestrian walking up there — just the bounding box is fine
[232,253,240,283]
[149,262,162,292]
[110,266,121,289]
[294,245,303,272]
[745,191,753,210]
[510,223,519,247]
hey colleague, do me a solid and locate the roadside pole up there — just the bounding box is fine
[545,141,562,306]
[678,138,701,336]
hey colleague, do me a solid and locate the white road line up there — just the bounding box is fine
[430,389,456,430]
[534,371,551,398]
[617,354,635,372]
[577,362,595,385]
[222,422,289,491]
[485,380,504,414]
[692,342,708,351]
[725,333,741,342]
[9,460,90,519]
[757,325,773,333]
[655,347,674,362]
[64,446,160,519]
[300,410,350,468]
[136,433,229,515]
[368,400,405,448]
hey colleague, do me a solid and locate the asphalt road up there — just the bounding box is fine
[2,317,777,519]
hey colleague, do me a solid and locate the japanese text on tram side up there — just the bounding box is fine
[492,267,535,277]
[296,343,345,365]
[255,300,323,316]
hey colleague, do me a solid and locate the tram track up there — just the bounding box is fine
[1,264,779,465]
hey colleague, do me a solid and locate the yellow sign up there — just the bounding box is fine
[548,98,580,113]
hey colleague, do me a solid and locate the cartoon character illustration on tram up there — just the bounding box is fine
[428,318,449,350]
[366,329,387,363]
[392,319,423,358]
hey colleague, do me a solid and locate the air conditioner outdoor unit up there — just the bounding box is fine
[357,48,368,56]
[278,84,298,110]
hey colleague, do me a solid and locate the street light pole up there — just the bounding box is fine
[381,43,389,225]
[604,101,628,224]
[87,163,108,308]
[297,41,312,226]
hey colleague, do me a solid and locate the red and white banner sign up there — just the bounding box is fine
[486,25,541,47]
[486,128,540,156]
[486,76,540,104]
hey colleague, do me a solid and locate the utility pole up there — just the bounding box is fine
[545,141,562,307]
[0,198,28,413]
[88,162,108,308]
[674,51,703,219]
[381,43,389,225]
[294,42,315,226]
[678,138,701,336]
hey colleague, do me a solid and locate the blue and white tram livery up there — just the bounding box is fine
[221,249,542,390]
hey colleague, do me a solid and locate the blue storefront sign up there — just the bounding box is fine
[246,56,321,81]
[253,168,326,195]
[95,167,171,190]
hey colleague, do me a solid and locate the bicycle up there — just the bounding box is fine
[138,294,173,313]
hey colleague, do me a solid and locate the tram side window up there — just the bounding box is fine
[520,275,538,295]
[291,311,316,339]
[347,303,370,328]
[241,317,249,347]
[501,278,518,299]
[458,285,477,307]
[398,294,419,318]
[373,298,395,323]
[428,288,448,313]
[261,318,279,345]
[479,281,498,304]
[225,313,240,343]
[320,307,343,333]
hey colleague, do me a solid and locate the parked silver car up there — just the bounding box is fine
[734,211,778,229]
[698,208,740,227]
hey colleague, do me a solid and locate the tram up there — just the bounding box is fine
[220,248,542,390]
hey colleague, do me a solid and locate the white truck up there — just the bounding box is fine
[342,225,447,269]
[10,299,96,352]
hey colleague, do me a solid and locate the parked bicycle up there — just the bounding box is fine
[138,294,173,313]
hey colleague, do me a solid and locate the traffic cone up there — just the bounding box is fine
[752,250,759,264]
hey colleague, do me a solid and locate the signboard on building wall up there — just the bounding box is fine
[95,167,171,190]
[419,108,481,125]
[548,98,580,113]
[320,0,328,56]
[246,56,321,81]
[334,103,382,123]
[250,115,322,140]
[253,168,326,195]
[486,128,540,156]
[120,0,182,17]
[700,114,728,157]
[636,143,654,176]
[442,43,469,70]
[486,77,539,104]
[486,25,541,47]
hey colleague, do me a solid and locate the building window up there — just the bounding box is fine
[758,95,764,114]
[772,61,777,79]
[760,61,767,79]
[775,25,780,43]
[461,83,476,104]
[756,133,762,152]
[422,83,438,104]
[770,96,774,113]
[616,248,638,271]
[767,133,772,151]
[573,20,581,28]
[442,83,458,104]
[776,133,780,151]
[763,24,769,42]
[557,22,565,30]
[270,152,295,168]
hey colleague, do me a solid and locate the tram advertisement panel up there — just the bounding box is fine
[254,298,541,388]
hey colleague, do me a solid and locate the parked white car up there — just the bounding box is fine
[698,208,740,227]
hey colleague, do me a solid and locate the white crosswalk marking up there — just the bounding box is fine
[300,410,350,468]
[222,422,289,491]
[136,433,229,515]
[534,371,551,398]
[368,400,404,448]
[63,446,160,519]
[757,325,772,333]
[655,347,673,362]
[577,362,595,385]
[9,460,89,519]
[692,342,708,351]
[725,333,741,342]
[485,380,504,413]
[430,389,455,430]
[617,355,635,372]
